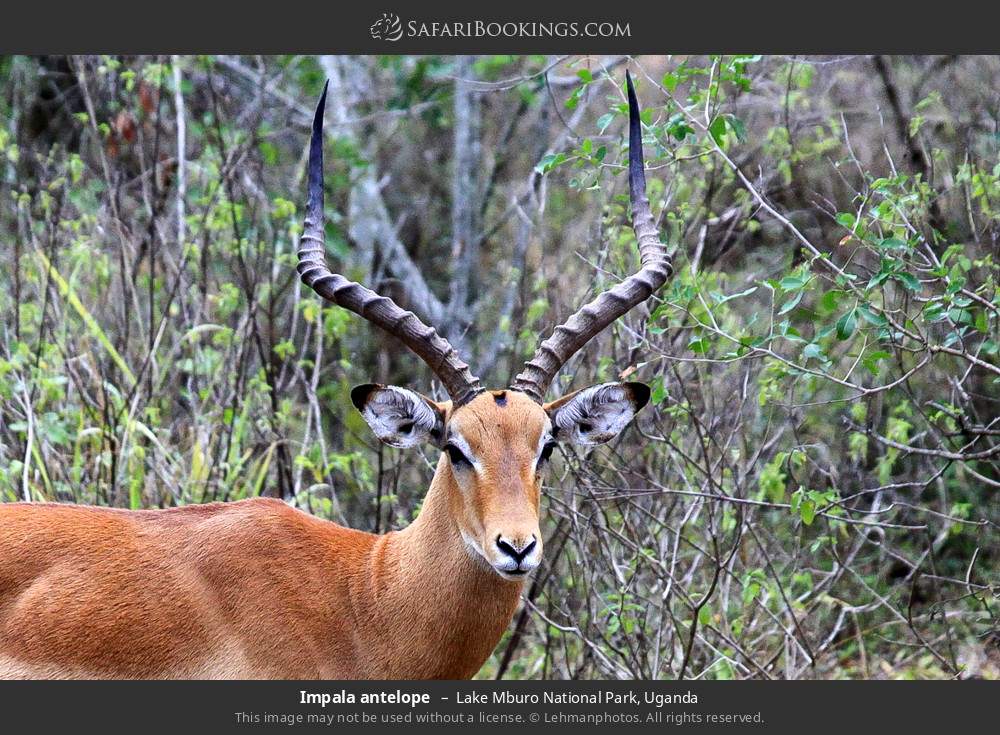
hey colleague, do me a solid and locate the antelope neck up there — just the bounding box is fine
[356,459,524,678]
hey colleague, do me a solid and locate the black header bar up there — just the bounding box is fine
[1,0,997,54]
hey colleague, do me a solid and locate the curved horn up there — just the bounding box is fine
[510,71,672,403]
[298,81,484,406]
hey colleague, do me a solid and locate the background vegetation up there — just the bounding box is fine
[1,54,997,679]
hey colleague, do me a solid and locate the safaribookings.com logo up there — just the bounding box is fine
[369,14,631,41]
[370,13,404,41]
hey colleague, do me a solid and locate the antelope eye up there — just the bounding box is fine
[445,443,471,468]
[539,442,557,463]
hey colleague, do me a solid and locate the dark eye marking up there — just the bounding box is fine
[399,421,414,434]
[578,422,593,433]
[445,443,471,468]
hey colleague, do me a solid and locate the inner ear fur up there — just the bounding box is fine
[351,384,449,448]
[543,381,651,445]
[543,381,650,414]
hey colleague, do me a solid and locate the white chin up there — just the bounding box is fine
[493,566,530,581]
[460,532,534,581]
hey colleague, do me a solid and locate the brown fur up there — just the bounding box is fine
[0,391,552,679]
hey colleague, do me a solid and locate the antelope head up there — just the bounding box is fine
[298,73,671,581]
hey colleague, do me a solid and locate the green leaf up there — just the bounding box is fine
[948,307,974,325]
[725,114,747,143]
[698,606,712,626]
[894,272,922,292]
[779,274,809,291]
[867,270,891,290]
[708,116,728,146]
[714,286,757,304]
[856,305,888,326]
[975,309,989,333]
[800,499,817,525]
[778,320,805,342]
[820,289,842,313]
[835,212,856,229]
[534,152,566,175]
[687,337,710,354]
[667,113,694,140]
[878,237,908,251]
[862,350,891,377]
[924,301,947,322]
[836,309,857,340]
[651,378,669,405]
[802,343,825,361]
[778,290,804,315]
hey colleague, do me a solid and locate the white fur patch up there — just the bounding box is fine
[533,417,555,470]
[445,429,482,472]
[551,383,638,446]
[360,386,440,448]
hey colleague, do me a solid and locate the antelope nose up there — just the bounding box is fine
[495,535,537,563]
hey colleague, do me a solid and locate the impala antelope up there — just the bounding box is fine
[0,72,671,679]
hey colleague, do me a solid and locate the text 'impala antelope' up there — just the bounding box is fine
[0,72,671,679]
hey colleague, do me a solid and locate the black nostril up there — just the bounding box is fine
[496,535,536,562]
[496,536,518,559]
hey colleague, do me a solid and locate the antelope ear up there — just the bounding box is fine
[351,384,447,448]
[544,382,650,446]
